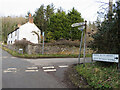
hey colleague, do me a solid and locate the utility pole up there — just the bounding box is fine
[83,20,87,66]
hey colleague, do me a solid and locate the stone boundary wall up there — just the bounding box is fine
[2,44,93,55]
[25,44,80,55]
[2,44,19,53]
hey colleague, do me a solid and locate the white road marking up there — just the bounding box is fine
[43,69,56,72]
[7,68,17,70]
[3,68,17,73]
[42,66,55,69]
[25,70,38,72]
[27,67,38,70]
[59,65,68,68]
[3,70,16,73]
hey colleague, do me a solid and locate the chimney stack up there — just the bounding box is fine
[17,24,21,28]
[29,13,33,23]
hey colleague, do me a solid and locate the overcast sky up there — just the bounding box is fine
[0,0,116,22]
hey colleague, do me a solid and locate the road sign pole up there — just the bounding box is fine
[78,31,83,64]
[83,20,87,66]
[42,32,44,55]
[71,21,86,65]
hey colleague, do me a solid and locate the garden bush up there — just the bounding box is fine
[13,39,34,53]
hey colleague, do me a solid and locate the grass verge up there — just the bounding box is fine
[1,46,91,58]
[75,62,120,88]
[64,64,90,88]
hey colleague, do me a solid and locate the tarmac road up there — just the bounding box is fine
[1,48,91,88]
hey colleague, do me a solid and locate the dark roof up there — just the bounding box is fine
[8,27,19,35]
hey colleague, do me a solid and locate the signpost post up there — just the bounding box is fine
[78,30,83,64]
[83,20,87,66]
[42,32,44,55]
[71,21,87,64]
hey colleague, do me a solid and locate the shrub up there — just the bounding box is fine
[13,39,34,53]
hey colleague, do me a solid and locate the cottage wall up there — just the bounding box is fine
[7,13,41,45]
[19,22,41,44]
[7,22,41,44]
[7,30,18,44]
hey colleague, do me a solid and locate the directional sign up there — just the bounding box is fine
[78,26,85,30]
[71,22,85,27]
[92,54,119,63]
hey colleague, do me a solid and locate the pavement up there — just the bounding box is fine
[1,48,92,88]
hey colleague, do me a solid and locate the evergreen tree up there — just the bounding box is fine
[34,4,55,34]
[34,5,45,32]
[47,10,69,40]
[89,1,120,54]
[46,7,84,41]
[67,7,84,40]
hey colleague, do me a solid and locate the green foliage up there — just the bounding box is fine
[34,4,45,32]
[34,4,54,33]
[34,5,84,41]
[46,7,84,40]
[67,8,84,40]
[76,62,119,88]
[47,11,69,40]
[89,1,120,54]
[46,31,54,41]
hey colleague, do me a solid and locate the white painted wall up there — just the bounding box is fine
[7,30,18,44]
[7,22,41,44]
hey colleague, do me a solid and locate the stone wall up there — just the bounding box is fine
[25,44,80,55]
[3,44,93,55]
[2,44,19,53]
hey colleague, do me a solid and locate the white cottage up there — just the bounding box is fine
[7,14,41,44]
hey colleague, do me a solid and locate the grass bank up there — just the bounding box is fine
[1,46,91,58]
[75,62,120,88]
